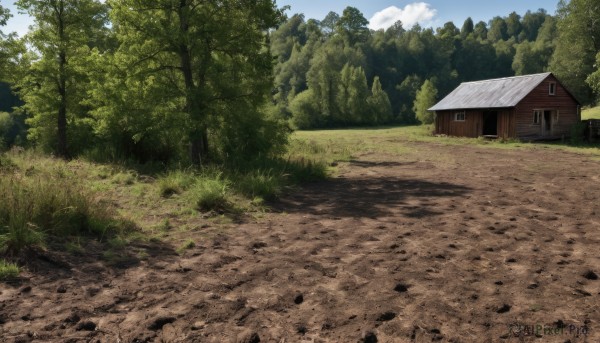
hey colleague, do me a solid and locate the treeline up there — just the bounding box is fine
[0,0,287,164]
[1,1,600,162]
[270,1,600,129]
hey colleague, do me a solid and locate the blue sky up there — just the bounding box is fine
[3,1,559,36]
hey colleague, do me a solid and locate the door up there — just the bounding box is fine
[542,110,552,136]
[482,111,498,136]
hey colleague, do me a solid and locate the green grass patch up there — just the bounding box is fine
[157,169,197,197]
[0,259,19,280]
[582,106,600,120]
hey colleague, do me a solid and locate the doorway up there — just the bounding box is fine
[542,110,552,136]
[483,111,498,136]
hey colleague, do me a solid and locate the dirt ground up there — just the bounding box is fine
[1,141,600,343]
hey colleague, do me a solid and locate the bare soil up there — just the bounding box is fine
[2,142,600,342]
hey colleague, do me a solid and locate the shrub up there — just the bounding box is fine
[570,121,587,144]
[236,170,282,201]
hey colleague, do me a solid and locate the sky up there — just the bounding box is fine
[2,0,559,36]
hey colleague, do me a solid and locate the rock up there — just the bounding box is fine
[56,285,67,293]
[76,321,96,331]
[148,316,176,331]
[19,286,32,294]
[191,321,205,331]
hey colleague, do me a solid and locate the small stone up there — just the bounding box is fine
[361,331,378,343]
[19,286,32,294]
[191,321,205,330]
[56,285,67,293]
[394,283,409,293]
[496,304,511,314]
[376,311,396,322]
[583,270,598,280]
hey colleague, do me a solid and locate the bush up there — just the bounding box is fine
[236,170,282,201]
[570,121,587,144]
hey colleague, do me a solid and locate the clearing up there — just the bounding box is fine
[2,127,600,342]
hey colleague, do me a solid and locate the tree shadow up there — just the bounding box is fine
[272,176,472,219]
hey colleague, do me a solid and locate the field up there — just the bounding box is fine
[583,106,600,120]
[1,126,600,342]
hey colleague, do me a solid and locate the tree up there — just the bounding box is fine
[15,0,108,158]
[367,76,393,124]
[505,12,522,40]
[473,21,488,41]
[336,6,369,44]
[104,0,285,165]
[413,79,437,124]
[551,0,600,104]
[321,11,340,36]
[488,17,508,42]
[461,17,474,39]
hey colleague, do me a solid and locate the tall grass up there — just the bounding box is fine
[0,259,19,280]
[0,173,124,254]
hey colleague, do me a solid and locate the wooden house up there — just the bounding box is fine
[429,73,581,140]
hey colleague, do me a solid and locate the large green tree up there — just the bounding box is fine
[101,0,285,165]
[551,0,600,104]
[15,0,108,158]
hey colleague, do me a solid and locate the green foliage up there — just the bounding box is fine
[0,259,19,280]
[367,77,393,124]
[413,80,438,124]
[570,122,587,144]
[551,0,600,104]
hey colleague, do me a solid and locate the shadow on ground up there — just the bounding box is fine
[273,176,472,218]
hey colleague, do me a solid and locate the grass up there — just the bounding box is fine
[0,151,130,255]
[582,106,600,120]
[0,259,19,280]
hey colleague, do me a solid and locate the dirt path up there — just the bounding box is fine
[2,142,600,342]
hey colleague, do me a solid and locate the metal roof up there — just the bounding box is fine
[429,72,552,111]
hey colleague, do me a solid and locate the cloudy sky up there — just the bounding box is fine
[3,0,559,36]
[279,0,558,30]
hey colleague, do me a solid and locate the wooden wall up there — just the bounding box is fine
[514,74,580,138]
[435,109,514,138]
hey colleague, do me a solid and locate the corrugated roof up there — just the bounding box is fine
[429,72,552,111]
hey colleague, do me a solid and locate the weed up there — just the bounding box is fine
[0,259,19,280]
[157,170,196,197]
[191,176,231,212]
[176,239,195,254]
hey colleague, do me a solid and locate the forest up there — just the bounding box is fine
[0,0,599,163]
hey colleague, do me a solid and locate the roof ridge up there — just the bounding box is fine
[462,72,551,85]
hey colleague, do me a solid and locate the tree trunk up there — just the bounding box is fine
[178,0,208,166]
[57,1,69,159]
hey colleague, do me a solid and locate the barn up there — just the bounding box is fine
[429,72,581,140]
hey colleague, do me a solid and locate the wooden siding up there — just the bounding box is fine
[434,74,579,139]
[514,74,580,138]
[435,109,515,138]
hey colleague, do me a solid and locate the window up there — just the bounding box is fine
[533,110,542,124]
[549,82,556,95]
[454,112,466,121]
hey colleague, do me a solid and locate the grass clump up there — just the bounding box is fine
[190,175,231,212]
[0,259,20,280]
[157,170,197,197]
[0,173,124,254]
[176,239,196,254]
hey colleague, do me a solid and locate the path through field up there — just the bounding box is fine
[2,141,600,342]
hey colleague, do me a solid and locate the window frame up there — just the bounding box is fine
[454,111,466,122]
[533,110,542,125]
[549,82,556,96]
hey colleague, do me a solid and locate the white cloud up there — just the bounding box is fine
[369,2,437,31]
